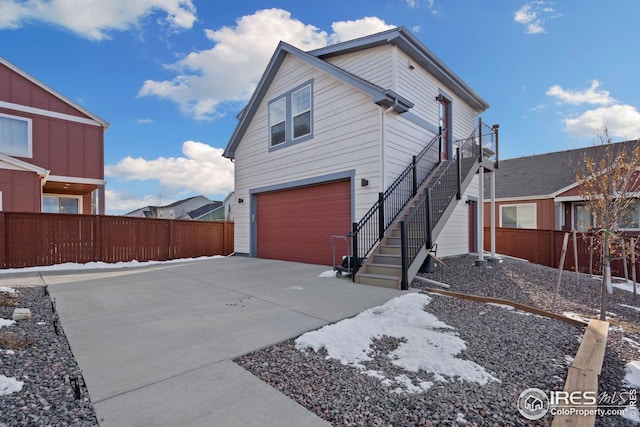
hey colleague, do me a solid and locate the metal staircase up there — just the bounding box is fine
[351,120,498,289]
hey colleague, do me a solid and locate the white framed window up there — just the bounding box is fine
[43,194,82,214]
[268,80,313,149]
[269,97,286,146]
[291,85,311,139]
[0,113,32,158]
[500,203,536,229]
[573,203,594,231]
[620,200,640,230]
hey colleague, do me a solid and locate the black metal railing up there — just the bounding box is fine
[399,128,484,289]
[351,128,445,274]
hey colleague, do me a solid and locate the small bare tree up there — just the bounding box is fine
[573,129,640,320]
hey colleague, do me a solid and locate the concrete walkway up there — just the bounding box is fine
[26,257,408,426]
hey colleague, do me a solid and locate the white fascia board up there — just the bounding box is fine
[0,153,49,177]
[0,100,105,128]
[482,195,550,203]
[47,175,106,186]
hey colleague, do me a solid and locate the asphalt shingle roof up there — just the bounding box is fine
[487,139,640,199]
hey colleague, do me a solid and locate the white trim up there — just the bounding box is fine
[47,174,106,186]
[42,193,83,214]
[0,100,104,128]
[0,152,49,177]
[0,112,33,157]
[483,195,549,203]
[554,195,585,203]
[0,56,109,128]
[0,190,3,211]
[499,202,537,229]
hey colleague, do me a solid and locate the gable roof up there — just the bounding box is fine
[310,27,489,112]
[0,56,109,129]
[223,27,486,159]
[488,139,640,199]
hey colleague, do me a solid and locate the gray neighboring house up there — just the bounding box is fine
[125,195,215,219]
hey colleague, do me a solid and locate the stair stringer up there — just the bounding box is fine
[355,159,481,289]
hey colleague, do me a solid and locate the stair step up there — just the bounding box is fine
[372,253,401,265]
[385,236,401,246]
[363,263,401,276]
[379,245,401,255]
[356,272,400,289]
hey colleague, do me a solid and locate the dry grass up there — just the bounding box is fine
[0,288,19,306]
[0,331,35,350]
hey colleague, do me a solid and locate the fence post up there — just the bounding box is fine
[351,222,358,282]
[94,215,102,262]
[0,213,5,268]
[377,192,385,240]
[168,220,174,260]
[400,221,408,291]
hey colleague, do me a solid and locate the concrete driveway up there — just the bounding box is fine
[40,257,407,426]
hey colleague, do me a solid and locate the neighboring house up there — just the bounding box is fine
[125,195,215,219]
[222,191,234,221]
[223,27,498,289]
[0,56,109,214]
[187,201,224,221]
[483,139,640,231]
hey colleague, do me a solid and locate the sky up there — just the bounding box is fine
[1,0,639,215]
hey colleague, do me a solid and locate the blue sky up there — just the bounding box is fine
[1,0,639,214]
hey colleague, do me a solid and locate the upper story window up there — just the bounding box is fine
[500,203,536,229]
[0,113,32,158]
[268,80,313,149]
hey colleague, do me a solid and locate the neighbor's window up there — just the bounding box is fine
[621,200,640,229]
[574,203,594,231]
[500,203,536,229]
[268,80,313,149]
[0,113,32,158]
[43,195,81,214]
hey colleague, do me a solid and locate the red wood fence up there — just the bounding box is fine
[484,227,640,278]
[0,212,234,268]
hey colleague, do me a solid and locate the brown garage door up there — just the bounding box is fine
[256,179,351,265]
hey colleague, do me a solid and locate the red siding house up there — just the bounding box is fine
[0,56,108,214]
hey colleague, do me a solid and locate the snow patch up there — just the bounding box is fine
[318,270,337,278]
[0,375,24,396]
[295,293,499,394]
[0,318,16,329]
[625,361,640,388]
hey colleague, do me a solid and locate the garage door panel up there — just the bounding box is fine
[256,180,351,265]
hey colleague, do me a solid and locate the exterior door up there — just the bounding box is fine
[256,180,351,265]
[439,97,450,160]
[468,199,477,253]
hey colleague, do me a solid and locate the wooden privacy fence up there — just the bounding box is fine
[0,212,234,269]
[484,227,640,279]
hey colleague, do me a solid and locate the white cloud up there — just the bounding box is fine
[564,104,640,139]
[546,80,616,106]
[545,80,640,139]
[138,9,394,120]
[514,1,560,34]
[105,141,234,196]
[0,0,196,40]
[105,189,167,213]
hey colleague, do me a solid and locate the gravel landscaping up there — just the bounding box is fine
[236,255,640,426]
[1,255,639,426]
[0,285,97,427]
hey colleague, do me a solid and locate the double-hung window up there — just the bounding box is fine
[0,113,32,158]
[268,80,313,149]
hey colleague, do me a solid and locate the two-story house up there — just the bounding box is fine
[223,27,498,289]
[0,56,108,214]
